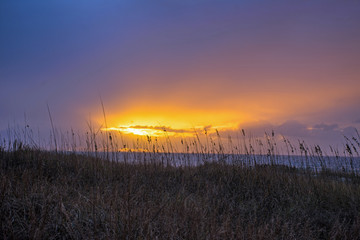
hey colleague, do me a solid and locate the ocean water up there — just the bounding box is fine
[81,151,360,173]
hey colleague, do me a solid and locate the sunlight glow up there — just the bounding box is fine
[106,126,166,136]
[104,121,240,138]
[96,103,256,139]
[99,106,252,138]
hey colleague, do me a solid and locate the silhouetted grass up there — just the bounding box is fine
[1,143,360,239]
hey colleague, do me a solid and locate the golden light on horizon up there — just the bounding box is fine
[105,126,169,137]
[104,121,240,138]
[100,107,249,137]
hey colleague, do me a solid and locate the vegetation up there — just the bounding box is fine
[1,138,360,239]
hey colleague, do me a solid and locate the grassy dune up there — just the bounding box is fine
[1,144,360,239]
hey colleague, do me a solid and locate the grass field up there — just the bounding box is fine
[1,139,360,239]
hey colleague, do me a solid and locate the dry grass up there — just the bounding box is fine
[1,144,360,239]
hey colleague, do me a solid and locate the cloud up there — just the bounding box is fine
[238,121,275,138]
[312,123,339,131]
[114,125,195,134]
[214,120,359,149]
[214,120,311,139]
[276,120,309,138]
[135,125,192,134]
[342,126,358,137]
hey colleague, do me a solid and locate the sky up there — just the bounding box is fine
[1,0,360,150]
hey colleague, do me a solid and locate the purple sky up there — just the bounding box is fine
[1,0,360,149]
